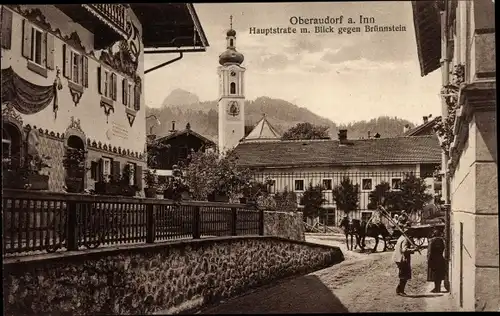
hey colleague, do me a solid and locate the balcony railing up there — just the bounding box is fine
[2,189,264,257]
[85,4,127,35]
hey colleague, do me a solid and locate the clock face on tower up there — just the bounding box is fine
[228,101,240,117]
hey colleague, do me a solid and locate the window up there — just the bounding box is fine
[322,179,333,191]
[230,82,236,94]
[391,178,402,190]
[361,178,373,191]
[229,39,234,46]
[102,157,112,180]
[294,179,304,191]
[127,162,136,186]
[128,82,133,107]
[71,51,81,85]
[31,26,43,66]
[103,70,110,98]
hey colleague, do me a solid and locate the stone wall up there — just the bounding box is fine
[264,211,305,241]
[3,236,344,315]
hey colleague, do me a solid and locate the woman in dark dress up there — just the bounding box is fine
[427,228,447,293]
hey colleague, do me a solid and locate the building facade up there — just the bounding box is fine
[413,0,498,311]
[217,17,246,154]
[1,4,208,194]
[234,124,441,223]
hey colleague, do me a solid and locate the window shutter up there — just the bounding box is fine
[1,7,13,49]
[135,165,143,190]
[82,56,88,87]
[134,84,141,111]
[122,78,128,106]
[112,161,121,182]
[111,73,117,101]
[45,33,55,69]
[21,19,32,58]
[62,44,70,79]
[97,67,103,94]
[97,159,104,182]
[41,31,47,67]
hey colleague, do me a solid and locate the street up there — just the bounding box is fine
[197,233,455,313]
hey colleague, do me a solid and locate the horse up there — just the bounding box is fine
[339,217,362,251]
[358,220,390,253]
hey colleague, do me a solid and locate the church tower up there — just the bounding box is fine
[217,16,246,154]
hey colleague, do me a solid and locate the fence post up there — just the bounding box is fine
[231,207,237,236]
[258,209,265,236]
[146,204,155,244]
[66,201,78,251]
[193,206,201,239]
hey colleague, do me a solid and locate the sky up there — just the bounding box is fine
[143,2,442,125]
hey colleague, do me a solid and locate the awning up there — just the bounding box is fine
[130,3,209,50]
[412,1,442,77]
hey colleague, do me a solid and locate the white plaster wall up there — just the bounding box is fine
[2,6,146,154]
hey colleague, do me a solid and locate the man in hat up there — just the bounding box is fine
[392,225,418,296]
[398,210,409,227]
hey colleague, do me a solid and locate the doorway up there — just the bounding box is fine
[64,135,86,192]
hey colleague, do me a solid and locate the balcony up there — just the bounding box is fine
[55,4,128,49]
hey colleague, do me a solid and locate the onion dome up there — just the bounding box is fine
[227,28,236,37]
[219,48,244,65]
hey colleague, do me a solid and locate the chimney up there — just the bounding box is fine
[170,120,176,133]
[423,116,428,124]
[338,129,347,142]
[186,122,191,130]
[367,131,371,139]
[403,124,410,133]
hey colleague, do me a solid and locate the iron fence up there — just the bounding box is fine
[251,171,438,225]
[2,189,263,257]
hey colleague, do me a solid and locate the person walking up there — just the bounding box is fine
[392,225,418,296]
[427,227,447,293]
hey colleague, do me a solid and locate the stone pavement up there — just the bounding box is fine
[195,235,455,314]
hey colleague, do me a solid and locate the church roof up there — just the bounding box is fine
[243,116,281,142]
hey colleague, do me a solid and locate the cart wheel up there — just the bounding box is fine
[415,237,426,247]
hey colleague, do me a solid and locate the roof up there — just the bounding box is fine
[244,116,281,142]
[130,4,209,49]
[412,1,442,76]
[404,116,440,136]
[232,135,441,168]
[156,128,216,146]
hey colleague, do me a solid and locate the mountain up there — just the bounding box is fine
[147,89,416,143]
[161,88,200,107]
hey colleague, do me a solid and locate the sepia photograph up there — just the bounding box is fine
[1,1,497,314]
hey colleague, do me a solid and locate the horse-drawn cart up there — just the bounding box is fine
[385,222,445,250]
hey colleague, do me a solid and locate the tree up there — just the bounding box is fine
[367,181,391,210]
[300,183,327,219]
[399,173,433,214]
[182,150,253,201]
[282,122,330,140]
[273,187,298,212]
[332,177,359,216]
[367,181,404,211]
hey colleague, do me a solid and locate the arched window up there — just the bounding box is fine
[230,82,236,94]
[229,39,234,47]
